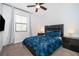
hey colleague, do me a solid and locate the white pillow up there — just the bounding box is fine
[59,37,62,40]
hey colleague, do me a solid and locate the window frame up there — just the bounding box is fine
[15,15,27,32]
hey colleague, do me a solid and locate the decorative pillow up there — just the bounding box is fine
[45,31,61,37]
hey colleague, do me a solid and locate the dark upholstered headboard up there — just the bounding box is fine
[45,24,64,37]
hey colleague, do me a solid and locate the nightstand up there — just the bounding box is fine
[38,33,44,36]
[62,37,79,52]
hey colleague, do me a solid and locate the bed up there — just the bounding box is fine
[22,24,64,56]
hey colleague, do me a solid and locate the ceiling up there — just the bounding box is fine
[8,3,48,14]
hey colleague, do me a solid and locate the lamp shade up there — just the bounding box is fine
[67,24,75,36]
[40,27,44,33]
[38,26,45,33]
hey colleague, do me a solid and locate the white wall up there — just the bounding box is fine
[1,4,12,46]
[37,3,79,37]
[61,3,79,36]
[14,9,31,43]
[31,14,42,36]
[0,3,3,52]
[8,3,79,37]
[0,4,17,46]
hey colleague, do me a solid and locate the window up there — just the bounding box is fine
[15,15,27,32]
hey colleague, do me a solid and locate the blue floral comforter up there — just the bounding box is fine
[22,35,61,56]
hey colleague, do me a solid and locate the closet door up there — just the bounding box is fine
[2,4,12,46]
[14,9,30,43]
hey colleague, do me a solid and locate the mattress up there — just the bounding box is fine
[23,35,62,56]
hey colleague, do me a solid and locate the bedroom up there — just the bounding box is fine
[0,3,79,56]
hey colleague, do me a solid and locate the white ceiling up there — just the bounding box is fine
[7,3,79,16]
[8,3,48,14]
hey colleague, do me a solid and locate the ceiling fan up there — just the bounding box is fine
[27,3,47,12]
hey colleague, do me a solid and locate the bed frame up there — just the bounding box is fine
[23,24,64,56]
[45,24,64,37]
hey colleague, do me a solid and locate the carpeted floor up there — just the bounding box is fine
[0,43,33,56]
[0,43,79,56]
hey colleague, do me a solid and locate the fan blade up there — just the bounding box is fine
[27,5,35,7]
[40,6,47,10]
[39,3,44,5]
[35,8,38,12]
